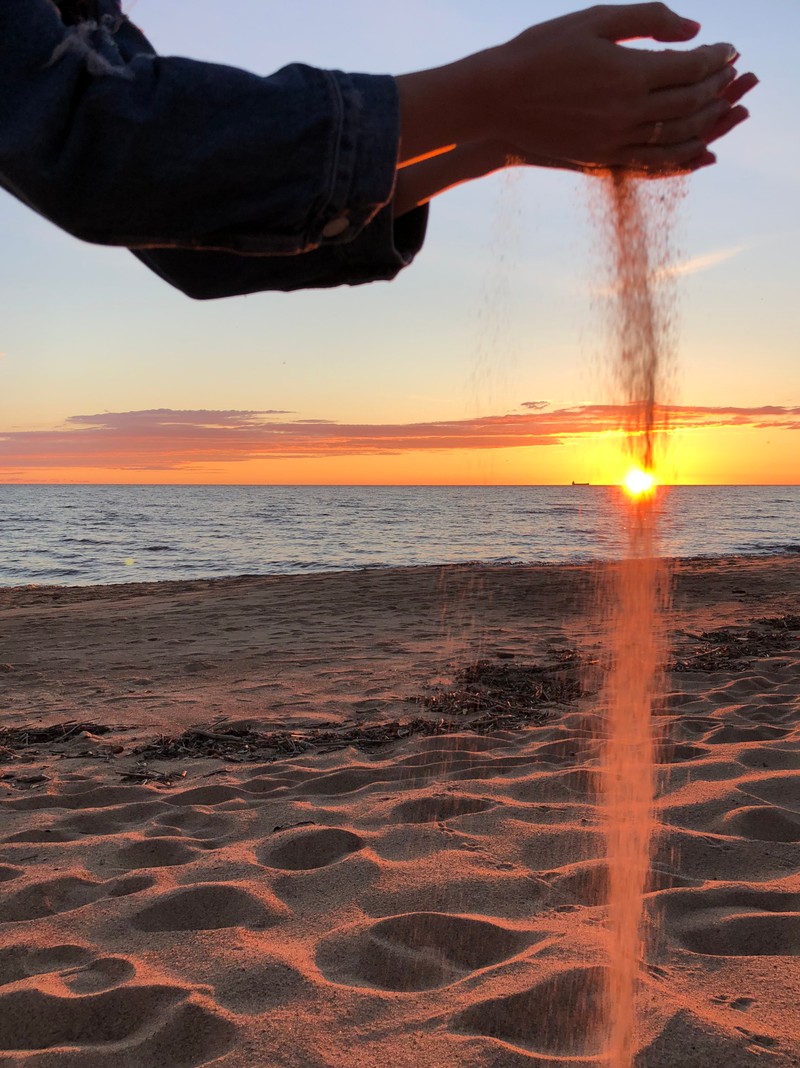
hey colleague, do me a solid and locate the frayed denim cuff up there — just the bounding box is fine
[132,203,429,299]
[310,70,403,251]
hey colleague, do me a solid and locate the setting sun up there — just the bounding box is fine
[623,467,657,497]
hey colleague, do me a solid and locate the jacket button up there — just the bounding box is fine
[322,215,350,239]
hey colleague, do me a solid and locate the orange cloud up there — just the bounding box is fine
[1,404,799,477]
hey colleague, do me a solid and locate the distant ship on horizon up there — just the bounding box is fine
[571,481,590,486]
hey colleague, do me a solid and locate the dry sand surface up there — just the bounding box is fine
[0,555,799,1067]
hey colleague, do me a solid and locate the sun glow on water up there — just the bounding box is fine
[622,467,656,498]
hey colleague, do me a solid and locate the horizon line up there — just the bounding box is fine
[2,482,799,490]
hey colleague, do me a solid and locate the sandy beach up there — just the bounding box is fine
[1,555,799,1066]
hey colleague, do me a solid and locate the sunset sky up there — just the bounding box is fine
[0,0,797,485]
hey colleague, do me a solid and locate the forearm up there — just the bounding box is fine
[395,54,495,164]
[394,142,508,217]
[396,8,747,175]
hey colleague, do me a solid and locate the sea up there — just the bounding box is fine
[0,484,798,588]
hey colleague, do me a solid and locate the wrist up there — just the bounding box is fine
[395,49,495,163]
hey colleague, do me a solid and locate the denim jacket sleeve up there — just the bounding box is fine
[0,0,427,295]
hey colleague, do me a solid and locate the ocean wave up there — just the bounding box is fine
[0,485,797,587]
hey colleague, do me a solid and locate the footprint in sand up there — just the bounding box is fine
[3,827,80,845]
[163,784,247,807]
[115,837,204,869]
[658,742,710,763]
[1,876,108,924]
[0,944,90,987]
[213,958,312,1014]
[543,858,697,908]
[238,776,290,797]
[0,985,236,1067]
[0,943,134,993]
[62,956,136,994]
[718,804,800,843]
[295,766,402,797]
[150,809,235,840]
[108,874,157,898]
[521,827,603,872]
[451,965,606,1056]
[640,1009,776,1065]
[652,826,800,883]
[317,912,529,992]
[665,886,800,956]
[259,827,364,871]
[683,911,800,957]
[674,717,720,739]
[56,800,173,838]
[131,883,284,932]
[532,737,599,766]
[0,869,161,924]
[739,773,800,812]
[412,736,509,757]
[7,785,158,812]
[707,723,792,745]
[737,747,800,772]
[391,794,495,824]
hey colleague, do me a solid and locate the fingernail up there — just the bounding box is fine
[725,44,738,62]
[698,150,717,167]
[680,17,701,32]
[729,50,741,64]
[721,66,737,86]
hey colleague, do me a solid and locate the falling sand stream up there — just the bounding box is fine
[596,172,681,1067]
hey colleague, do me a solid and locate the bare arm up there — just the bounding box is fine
[394,69,756,218]
[395,3,752,180]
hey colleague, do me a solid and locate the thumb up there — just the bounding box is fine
[592,2,701,43]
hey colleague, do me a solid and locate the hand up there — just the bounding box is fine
[397,3,751,174]
[475,3,740,170]
[393,68,758,216]
[495,69,757,178]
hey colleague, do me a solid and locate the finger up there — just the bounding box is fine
[644,64,737,121]
[587,149,715,181]
[592,2,701,43]
[634,149,717,178]
[704,104,749,146]
[629,97,731,146]
[683,149,716,173]
[642,41,738,90]
[721,72,759,107]
[615,136,707,170]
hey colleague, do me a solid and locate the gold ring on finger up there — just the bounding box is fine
[647,120,665,146]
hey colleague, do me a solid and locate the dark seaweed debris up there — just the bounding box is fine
[130,714,510,766]
[417,659,584,720]
[0,722,114,750]
[673,614,800,673]
[128,720,464,767]
[134,727,310,762]
[0,657,585,776]
[129,659,583,767]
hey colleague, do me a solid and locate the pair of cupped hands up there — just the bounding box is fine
[395,3,758,210]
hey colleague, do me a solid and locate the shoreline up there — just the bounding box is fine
[2,547,799,600]
[1,554,798,736]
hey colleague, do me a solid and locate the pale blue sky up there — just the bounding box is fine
[0,1,797,464]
